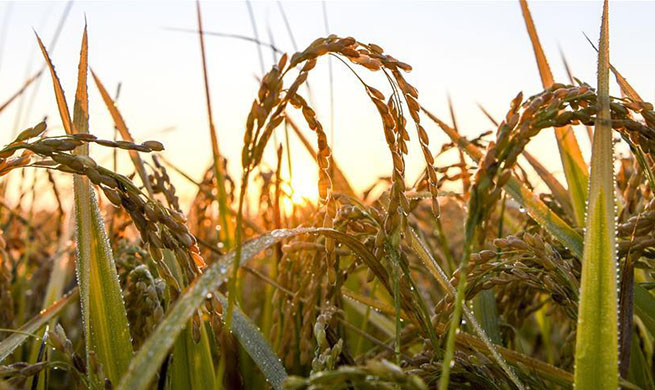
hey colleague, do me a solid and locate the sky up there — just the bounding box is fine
[0,0,653,208]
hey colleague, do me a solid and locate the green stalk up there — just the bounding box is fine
[196,0,232,249]
[354,281,378,355]
[391,246,402,365]
[439,227,477,390]
[262,146,284,340]
[226,170,250,328]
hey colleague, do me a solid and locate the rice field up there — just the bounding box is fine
[0,1,654,389]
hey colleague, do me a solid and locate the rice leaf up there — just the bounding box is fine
[633,285,655,336]
[28,214,74,383]
[41,214,74,312]
[169,323,217,390]
[560,49,595,142]
[90,70,153,195]
[582,39,655,194]
[34,32,72,134]
[196,0,233,248]
[523,150,574,218]
[519,0,589,226]
[214,292,287,390]
[342,291,396,337]
[74,28,134,387]
[37,26,135,387]
[74,181,136,386]
[627,333,655,390]
[619,253,635,378]
[584,34,644,102]
[503,174,583,256]
[0,71,41,115]
[407,227,571,387]
[608,61,641,102]
[574,2,619,389]
[161,248,217,390]
[518,0,554,87]
[449,98,501,346]
[0,288,78,363]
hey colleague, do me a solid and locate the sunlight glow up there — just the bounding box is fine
[281,176,318,215]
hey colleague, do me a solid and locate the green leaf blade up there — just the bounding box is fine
[74,180,134,386]
[37,24,136,387]
[215,292,287,390]
[519,0,589,226]
[574,2,619,388]
[170,324,217,390]
[0,289,78,363]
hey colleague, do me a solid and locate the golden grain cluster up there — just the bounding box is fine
[0,1,653,390]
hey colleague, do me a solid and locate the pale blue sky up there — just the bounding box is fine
[0,1,652,204]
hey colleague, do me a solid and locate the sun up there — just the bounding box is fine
[281,176,319,215]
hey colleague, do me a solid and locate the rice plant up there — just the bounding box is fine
[0,1,654,389]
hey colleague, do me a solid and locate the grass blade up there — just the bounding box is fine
[627,333,655,389]
[559,48,594,142]
[90,70,153,196]
[169,324,217,390]
[196,0,233,249]
[583,33,643,102]
[619,253,635,378]
[74,181,135,386]
[523,150,574,217]
[0,288,78,363]
[503,173,583,256]
[37,25,135,386]
[518,0,554,87]
[72,26,134,387]
[215,292,287,390]
[573,2,619,388]
[34,32,72,134]
[519,0,589,226]
[582,34,655,195]
[0,71,41,115]
[633,285,655,336]
[161,247,217,390]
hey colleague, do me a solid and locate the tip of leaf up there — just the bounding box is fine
[33,29,43,43]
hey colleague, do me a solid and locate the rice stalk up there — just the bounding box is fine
[196,0,233,249]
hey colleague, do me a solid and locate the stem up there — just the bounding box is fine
[196,0,233,249]
[225,169,250,328]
